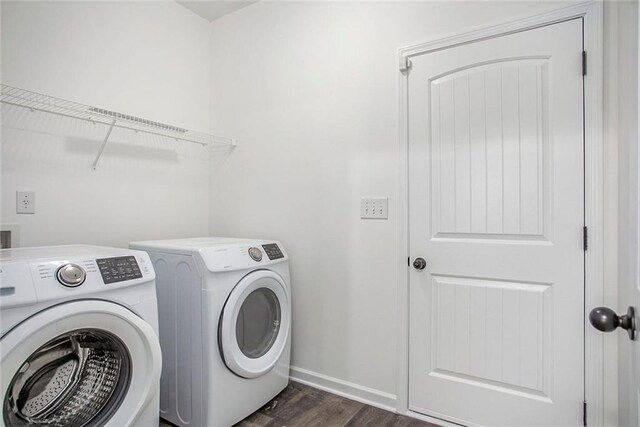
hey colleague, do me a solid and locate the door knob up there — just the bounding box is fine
[589,306,636,341]
[413,257,427,271]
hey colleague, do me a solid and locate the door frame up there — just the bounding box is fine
[396,1,605,425]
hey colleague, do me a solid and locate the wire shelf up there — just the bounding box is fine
[1,84,236,167]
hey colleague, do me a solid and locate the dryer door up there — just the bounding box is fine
[1,300,161,427]
[219,270,290,379]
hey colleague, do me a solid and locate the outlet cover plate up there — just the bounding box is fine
[361,197,388,219]
[16,191,35,214]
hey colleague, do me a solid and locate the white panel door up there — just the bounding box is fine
[408,19,584,426]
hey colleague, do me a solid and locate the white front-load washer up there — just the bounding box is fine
[129,238,291,427]
[0,245,162,427]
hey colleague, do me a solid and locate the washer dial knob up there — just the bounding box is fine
[248,247,263,262]
[56,263,86,287]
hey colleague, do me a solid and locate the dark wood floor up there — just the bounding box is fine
[234,382,436,427]
[159,382,436,427]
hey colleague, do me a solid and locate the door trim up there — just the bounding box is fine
[396,1,605,425]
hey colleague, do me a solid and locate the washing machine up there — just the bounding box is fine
[0,245,162,427]
[129,237,291,427]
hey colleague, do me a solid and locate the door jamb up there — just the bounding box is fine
[396,1,604,425]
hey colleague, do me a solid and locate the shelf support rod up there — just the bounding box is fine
[92,119,117,170]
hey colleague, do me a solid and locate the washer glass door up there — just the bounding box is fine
[219,271,290,379]
[1,300,162,427]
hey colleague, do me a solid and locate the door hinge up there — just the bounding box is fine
[583,226,588,251]
[583,401,587,426]
[582,51,587,76]
[400,56,412,72]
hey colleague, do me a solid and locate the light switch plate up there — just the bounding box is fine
[16,191,35,214]
[361,197,388,219]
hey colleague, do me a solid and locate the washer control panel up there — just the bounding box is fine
[0,247,155,329]
[262,243,284,260]
[0,247,155,310]
[56,263,86,287]
[96,256,143,284]
[26,251,152,291]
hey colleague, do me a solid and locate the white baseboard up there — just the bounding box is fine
[289,366,397,412]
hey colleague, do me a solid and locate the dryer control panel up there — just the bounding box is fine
[195,241,288,272]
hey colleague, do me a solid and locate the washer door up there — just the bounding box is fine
[1,300,161,427]
[219,270,290,379]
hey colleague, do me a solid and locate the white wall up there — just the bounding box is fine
[207,0,577,403]
[1,1,212,248]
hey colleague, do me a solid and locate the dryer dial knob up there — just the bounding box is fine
[56,263,86,287]
[248,247,263,262]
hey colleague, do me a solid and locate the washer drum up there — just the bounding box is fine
[3,329,131,427]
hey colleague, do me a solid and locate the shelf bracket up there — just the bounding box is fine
[92,119,117,170]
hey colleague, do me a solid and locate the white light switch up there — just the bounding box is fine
[16,191,35,214]
[361,197,388,219]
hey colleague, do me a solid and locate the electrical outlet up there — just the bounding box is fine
[16,191,35,214]
[361,197,388,219]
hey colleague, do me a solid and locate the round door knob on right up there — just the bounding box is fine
[589,306,637,341]
[413,257,427,271]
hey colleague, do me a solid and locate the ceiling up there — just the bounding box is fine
[176,1,259,22]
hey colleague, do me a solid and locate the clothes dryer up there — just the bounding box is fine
[130,238,291,427]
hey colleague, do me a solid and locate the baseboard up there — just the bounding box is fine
[289,366,397,412]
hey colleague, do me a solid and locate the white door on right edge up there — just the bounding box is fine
[408,19,584,426]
